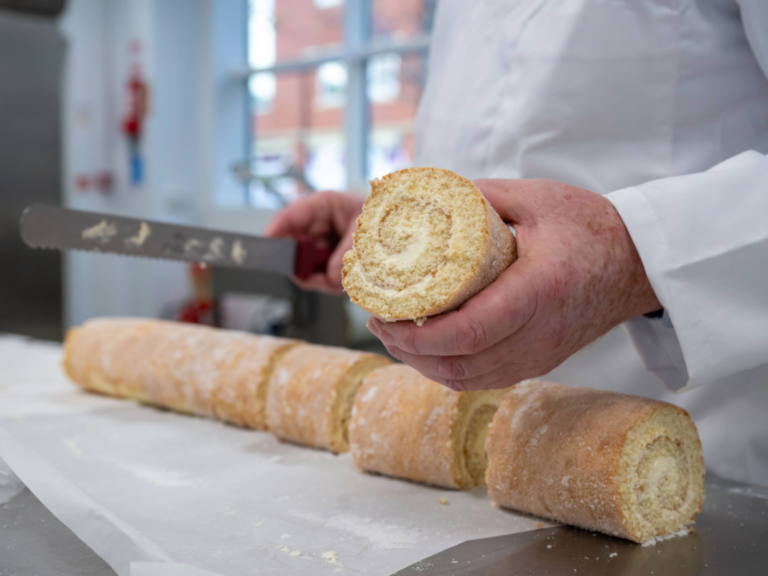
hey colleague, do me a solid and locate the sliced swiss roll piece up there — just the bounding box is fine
[133,321,260,415]
[485,381,706,543]
[342,167,516,324]
[266,344,391,453]
[349,364,509,489]
[63,318,297,422]
[63,317,158,402]
[209,336,299,429]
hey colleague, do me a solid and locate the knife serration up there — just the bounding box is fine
[20,204,296,276]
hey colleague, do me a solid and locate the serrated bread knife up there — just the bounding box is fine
[20,204,334,280]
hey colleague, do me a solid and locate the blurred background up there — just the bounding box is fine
[0,0,436,351]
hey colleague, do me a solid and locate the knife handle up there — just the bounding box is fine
[294,235,338,281]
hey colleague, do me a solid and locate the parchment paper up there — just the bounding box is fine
[0,336,549,576]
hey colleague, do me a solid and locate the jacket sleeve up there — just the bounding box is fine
[605,0,768,393]
[737,0,768,76]
[608,151,768,392]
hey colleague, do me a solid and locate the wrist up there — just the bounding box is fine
[607,201,662,319]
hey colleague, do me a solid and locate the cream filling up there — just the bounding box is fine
[461,403,498,486]
[634,436,689,524]
[618,410,704,543]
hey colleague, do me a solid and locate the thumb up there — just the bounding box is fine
[474,178,549,225]
[325,227,354,290]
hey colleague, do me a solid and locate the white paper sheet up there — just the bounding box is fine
[0,336,548,576]
[0,456,24,505]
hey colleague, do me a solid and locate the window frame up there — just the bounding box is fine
[238,0,432,196]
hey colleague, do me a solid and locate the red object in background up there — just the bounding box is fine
[122,43,149,187]
[74,171,114,195]
[75,173,90,191]
[94,171,114,194]
[122,64,148,140]
[177,298,213,324]
[174,264,214,325]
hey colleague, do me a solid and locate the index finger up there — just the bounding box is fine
[263,194,334,239]
[370,263,537,356]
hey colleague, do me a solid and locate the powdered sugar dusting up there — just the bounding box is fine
[509,382,541,433]
[325,512,422,549]
[105,459,196,488]
[642,527,690,546]
[360,386,378,403]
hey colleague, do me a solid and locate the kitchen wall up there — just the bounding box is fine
[57,0,358,345]
[60,0,222,327]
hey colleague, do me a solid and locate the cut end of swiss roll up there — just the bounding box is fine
[456,392,502,488]
[266,344,391,454]
[485,381,705,543]
[618,405,705,543]
[349,364,508,489]
[342,167,516,322]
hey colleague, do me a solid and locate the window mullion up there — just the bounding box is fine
[343,0,372,193]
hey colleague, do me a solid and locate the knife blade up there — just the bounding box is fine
[19,204,334,280]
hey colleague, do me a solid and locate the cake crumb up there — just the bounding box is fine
[609,552,617,558]
[490,500,499,508]
[321,551,340,565]
[439,497,450,505]
[534,522,544,528]
[689,526,695,533]
[414,317,427,327]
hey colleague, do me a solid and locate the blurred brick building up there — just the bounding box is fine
[248,0,433,202]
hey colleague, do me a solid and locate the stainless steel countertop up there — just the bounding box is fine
[396,476,768,575]
[2,476,765,576]
[0,488,115,576]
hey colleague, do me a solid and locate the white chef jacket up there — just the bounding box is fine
[415,0,768,486]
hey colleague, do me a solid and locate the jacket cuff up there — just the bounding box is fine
[606,185,693,391]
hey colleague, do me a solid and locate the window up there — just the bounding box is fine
[315,0,344,9]
[248,0,276,114]
[367,53,400,103]
[236,0,436,208]
[316,61,348,108]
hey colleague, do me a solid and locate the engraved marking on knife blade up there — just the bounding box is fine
[203,237,225,261]
[184,239,204,256]
[231,240,247,265]
[163,232,186,258]
[125,222,151,247]
[81,220,117,244]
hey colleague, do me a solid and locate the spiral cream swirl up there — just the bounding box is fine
[358,198,452,290]
[635,436,689,519]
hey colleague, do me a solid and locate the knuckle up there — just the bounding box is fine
[401,325,419,354]
[455,317,488,355]
[436,356,467,380]
[440,378,466,392]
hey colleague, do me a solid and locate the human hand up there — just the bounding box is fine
[367,179,662,391]
[264,191,364,293]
